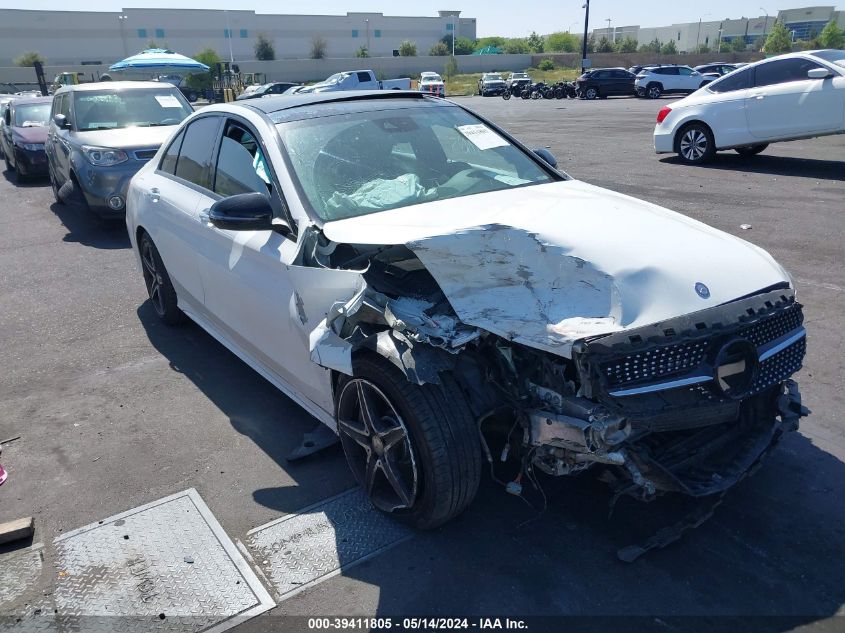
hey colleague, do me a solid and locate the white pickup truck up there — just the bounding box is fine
[300,70,411,94]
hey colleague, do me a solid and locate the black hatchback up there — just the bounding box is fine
[576,68,637,100]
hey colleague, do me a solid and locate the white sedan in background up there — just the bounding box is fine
[654,50,845,164]
[418,72,445,97]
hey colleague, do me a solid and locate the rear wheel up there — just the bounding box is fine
[139,232,183,325]
[646,83,663,99]
[676,123,716,165]
[735,143,768,157]
[336,355,481,530]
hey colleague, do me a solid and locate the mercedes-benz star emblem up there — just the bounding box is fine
[712,338,758,400]
[695,282,710,299]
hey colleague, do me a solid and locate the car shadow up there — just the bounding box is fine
[660,153,845,181]
[48,201,130,249]
[137,299,845,626]
[2,168,48,188]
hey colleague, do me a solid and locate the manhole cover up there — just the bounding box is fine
[247,488,412,601]
[26,488,273,632]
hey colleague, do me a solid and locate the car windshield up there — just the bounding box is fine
[485,75,503,81]
[14,103,51,127]
[277,103,557,222]
[73,89,192,131]
[812,50,845,68]
[422,75,442,83]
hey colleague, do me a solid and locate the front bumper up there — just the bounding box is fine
[73,158,147,217]
[15,147,48,176]
[482,85,506,95]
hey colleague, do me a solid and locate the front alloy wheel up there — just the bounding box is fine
[677,124,716,164]
[647,84,662,99]
[139,233,183,325]
[337,379,418,512]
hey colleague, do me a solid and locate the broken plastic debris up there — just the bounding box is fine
[740,224,752,230]
[0,463,7,486]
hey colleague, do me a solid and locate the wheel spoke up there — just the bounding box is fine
[356,381,379,434]
[380,425,407,452]
[364,453,379,497]
[337,418,371,450]
[380,456,413,507]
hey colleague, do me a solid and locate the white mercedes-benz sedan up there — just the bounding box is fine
[127,91,808,531]
[654,50,845,164]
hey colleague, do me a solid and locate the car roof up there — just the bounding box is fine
[8,95,52,106]
[242,90,438,115]
[55,81,169,94]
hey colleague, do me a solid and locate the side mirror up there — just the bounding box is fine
[53,113,70,129]
[209,192,279,232]
[533,148,558,169]
[808,68,832,79]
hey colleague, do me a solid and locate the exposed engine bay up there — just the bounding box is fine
[298,225,810,522]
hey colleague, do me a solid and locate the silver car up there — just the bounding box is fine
[46,81,193,218]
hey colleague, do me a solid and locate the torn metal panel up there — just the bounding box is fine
[320,180,789,357]
[363,329,456,385]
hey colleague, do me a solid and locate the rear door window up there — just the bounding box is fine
[174,116,222,189]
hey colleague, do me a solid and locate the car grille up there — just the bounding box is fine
[595,301,804,398]
[134,149,157,161]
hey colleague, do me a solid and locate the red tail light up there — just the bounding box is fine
[656,106,672,124]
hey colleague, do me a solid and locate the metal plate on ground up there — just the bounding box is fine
[32,488,273,632]
[0,544,43,612]
[246,488,413,601]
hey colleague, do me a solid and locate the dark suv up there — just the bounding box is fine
[576,68,637,100]
[46,81,192,218]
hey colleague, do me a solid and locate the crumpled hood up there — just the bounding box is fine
[322,180,790,356]
[72,126,177,150]
[12,125,47,144]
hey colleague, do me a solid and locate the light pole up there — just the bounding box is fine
[567,21,579,33]
[717,28,723,53]
[452,15,456,56]
[605,18,613,43]
[117,14,128,57]
[581,0,590,74]
[364,18,370,54]
[696,13,711,51]
[759,7,770,34]
[224,10,234,63]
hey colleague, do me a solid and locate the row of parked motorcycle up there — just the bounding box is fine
[501,81,579,100]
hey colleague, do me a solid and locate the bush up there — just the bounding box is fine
[440,35,475,55]
[475,36,507,51]
[691,43,710,54]
[546,31,581,52]
[538,58,555,71]
[14,51,45,67]
[310,36,327,59]
[729,37,748,52]
[254,33,275,61]
[763,20,792,54]
[614,36,638,53]
[429,42,450,56]
[398,40,418,56]
[185,48,220,90]
[356,45,370,58]
[527,31,545,53]
[595,36,613,53]
[502,38,530,54]
[639,38,661,53]
[660,39,678,54]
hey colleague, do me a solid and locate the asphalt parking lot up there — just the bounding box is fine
[1,95,844,631]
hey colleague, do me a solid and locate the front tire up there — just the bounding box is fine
[646,83,663,99]
[676,123,716,165]
[735,143,768,157]
[584,86,598,100]
[139,232,183,325]
[336,355,481,530]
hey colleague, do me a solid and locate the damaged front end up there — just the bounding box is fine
[303,227,808,509]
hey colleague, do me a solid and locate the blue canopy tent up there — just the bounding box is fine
[109,49,210,72]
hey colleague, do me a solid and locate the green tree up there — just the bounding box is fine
[730,37,748,52]
[527,31,545,53]
[429,41,449,56]
[546,31,581,52]
[254,33,275,61]
[185,48,220,90]
[819,19,845,49]
[614,36,639,53]
[356,45,370,58]
[14,51,45,67]
[661,39,678,54]
[595,36,613,53]
[691,43,710,54]
[444,55,459,78]
[538,58,555,71]
[310,36,327,59]
[502,38,530,54]
[763,19,793,54]
[639,37,662,53]
[398,40,418,56]
[440,35,475,55]
[475,36,507,51]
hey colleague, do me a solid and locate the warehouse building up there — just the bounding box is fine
[0,8,476,66]
[591,5,844,53]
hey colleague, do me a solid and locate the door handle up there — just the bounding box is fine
[148,188,160,203]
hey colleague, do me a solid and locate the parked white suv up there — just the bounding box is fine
[654,50,845,164]
[636,65,709,99]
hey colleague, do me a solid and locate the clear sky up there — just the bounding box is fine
[2,0,841,37]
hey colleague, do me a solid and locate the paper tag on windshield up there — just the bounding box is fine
[155,95,182,108]
[456,124,508,150]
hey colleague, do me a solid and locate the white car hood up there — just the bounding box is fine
[322,180,789,356]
